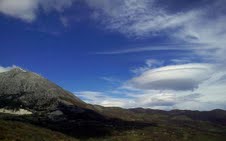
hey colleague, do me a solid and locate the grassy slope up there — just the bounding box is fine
[0,119,78,141]
[1,118,226,141]
[1,108,226,141]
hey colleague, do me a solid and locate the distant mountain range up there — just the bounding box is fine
[0,68,226,141]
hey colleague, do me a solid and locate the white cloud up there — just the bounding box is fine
[131,59,164,74]
[87,0,226,63]
[175,15,226,62]
[94,44,208,55]
[128,65,226,110]
[170,58,193,64]
[76,90,207,110]
[76,62,226,110]
[76,85,226,110]
[76,91,132,107]
[85,0,199,36]
[39,0,74,12]
[60,16,69,27]
[0,0,74,22]
[127,63,214,91]
[86,0,225,42]
[100,77,122,84]
[195,71,226,103]
[0,0,38,22]
[134,92,176,107]
[145,59,163,68]
[81,0,226,110]
[46,0,226,110]
[130,92,204,110]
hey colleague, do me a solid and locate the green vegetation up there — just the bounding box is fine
[1,113,226,141]
[0,119,78,141]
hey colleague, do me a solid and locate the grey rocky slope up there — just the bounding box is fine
[0,67,86,113]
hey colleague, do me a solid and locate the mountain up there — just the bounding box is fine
[0,68,150,138]
[0,68,226,141]
[0,67,86,113]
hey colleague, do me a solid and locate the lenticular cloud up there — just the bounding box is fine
[127,63,214,91]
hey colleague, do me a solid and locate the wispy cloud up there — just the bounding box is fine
[94,44,213,55]
[0,0,74,22]
[131,59,164,74]
[76,91,131,107]
[100,77,122,84]
[86,0,226,63]
[85,0,198,37]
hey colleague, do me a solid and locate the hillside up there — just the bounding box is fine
[0,118,78,141]
[0,68,226,141]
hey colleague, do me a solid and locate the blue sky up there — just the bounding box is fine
[0,0,226,110]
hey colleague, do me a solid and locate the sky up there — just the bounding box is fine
[0,0,226,110]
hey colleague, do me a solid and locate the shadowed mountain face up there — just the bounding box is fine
[0,68,226,141]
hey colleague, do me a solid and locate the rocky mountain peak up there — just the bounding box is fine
[0,67,86,113]
[10,67,27,72]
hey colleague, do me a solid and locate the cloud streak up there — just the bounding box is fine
[94,44,214,55]
[76,91,131,107]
